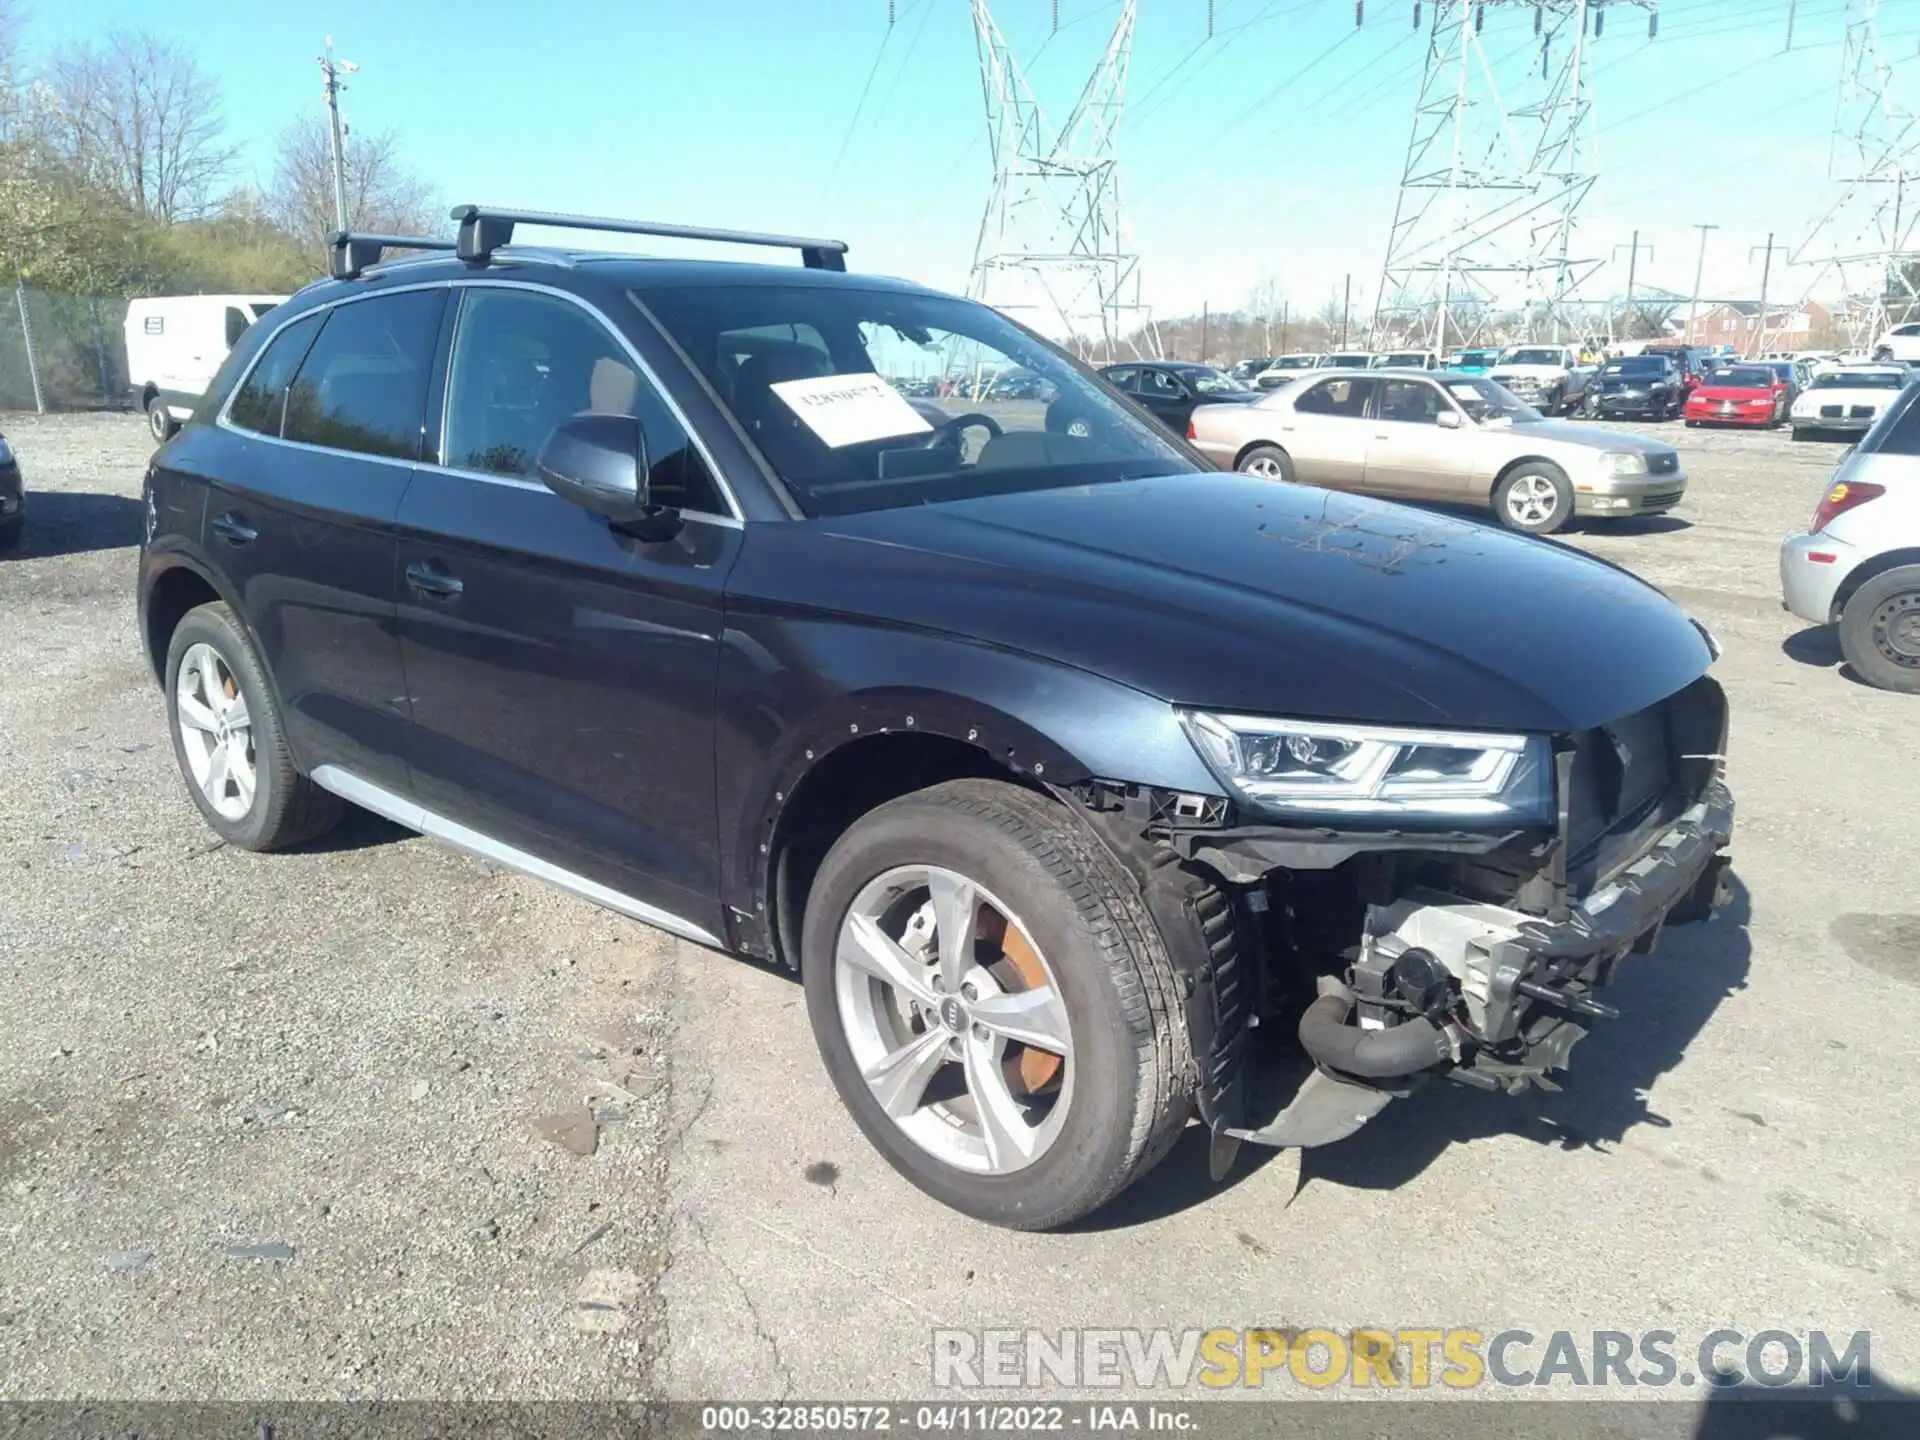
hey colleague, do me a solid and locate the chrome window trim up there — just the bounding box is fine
[309,765,726,950]
[216,276,745,524]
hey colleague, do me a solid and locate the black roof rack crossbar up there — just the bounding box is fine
[327,231,458,281]
[448,205,850,272]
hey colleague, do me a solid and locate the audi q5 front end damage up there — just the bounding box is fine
[1069,673,1733,1168]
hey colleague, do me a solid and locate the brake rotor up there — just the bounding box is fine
[975,911,1064,1093]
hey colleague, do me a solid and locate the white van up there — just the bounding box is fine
[125,295,287,440]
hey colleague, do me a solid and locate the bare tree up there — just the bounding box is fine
[268,114,438,257]
[44,29,237,223]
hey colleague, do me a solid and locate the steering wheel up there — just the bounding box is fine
[925,411,1004,451]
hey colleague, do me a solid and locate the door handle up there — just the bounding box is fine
[405,559,464,599]
[211,512,257,546]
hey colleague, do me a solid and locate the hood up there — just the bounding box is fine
[1597,372,1673,390]
[1493,420,1675,457]
[752,472,1712,734]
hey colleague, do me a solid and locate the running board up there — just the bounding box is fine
[309,765,725,951]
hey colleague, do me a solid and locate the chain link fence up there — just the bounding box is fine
[0,283,130,413]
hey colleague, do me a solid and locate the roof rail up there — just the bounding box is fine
[448,205,850,273]
[326,231,459,281]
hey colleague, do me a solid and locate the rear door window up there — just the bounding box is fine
[1295,376,1377,417]
[227,312,322,437]
[283,290,447,460]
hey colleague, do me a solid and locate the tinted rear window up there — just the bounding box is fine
[283,290,446,460]
[1862,385,1920,456]
[227,312,321,437]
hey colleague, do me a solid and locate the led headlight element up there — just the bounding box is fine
[1599,451,1648,477]
[1179,712,1552,821]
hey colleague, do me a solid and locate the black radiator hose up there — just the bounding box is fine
[1297,987,1455,1079]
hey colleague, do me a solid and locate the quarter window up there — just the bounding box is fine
[443,288,725,514]
[1866,386,1920,457]
[283,290,446,460]
[227,312,321,437]
[1295,376,1377,417]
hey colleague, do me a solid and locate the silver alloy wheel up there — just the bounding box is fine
[1505,472,1560,527]
[1242,455,1285,479]
[148,401,170,442]
[835,865,1074,1175]
[175,642,257,821]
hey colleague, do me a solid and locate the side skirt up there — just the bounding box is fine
[309,764,726,951]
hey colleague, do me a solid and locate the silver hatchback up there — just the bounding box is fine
[1188,368,1685,535]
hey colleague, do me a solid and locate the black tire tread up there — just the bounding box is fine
[1838,565,1920,695]
[914,780,1195,1218]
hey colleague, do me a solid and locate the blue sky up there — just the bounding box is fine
[11,0,1910,323]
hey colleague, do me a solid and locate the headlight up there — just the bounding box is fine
[1178,711,1552,822]
[1599,451,1648,476]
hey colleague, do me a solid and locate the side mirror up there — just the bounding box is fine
[1436,409,1464,429]
[535,413,657,524]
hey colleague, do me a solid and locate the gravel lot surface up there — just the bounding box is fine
[0,409,1915,1403]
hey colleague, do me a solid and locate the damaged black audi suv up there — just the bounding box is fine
[137,206,1733,1229]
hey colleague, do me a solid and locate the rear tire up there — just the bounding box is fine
[164,601,344,850]
[1838,565,1920,694]
[1494,463,1573,535]
[146,396,177,442]
[801,779,1193,1230]
[1237,444,1295,483]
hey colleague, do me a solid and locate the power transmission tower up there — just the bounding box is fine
[317,36,358,235]
[1371,0,1658,351]
[968,0,1156,361]
[1789,0,1920,350]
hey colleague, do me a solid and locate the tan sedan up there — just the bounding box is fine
[1187,368,1686,534]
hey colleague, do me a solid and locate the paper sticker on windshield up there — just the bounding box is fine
[770,372,934,448]
[1448,384,1482,400]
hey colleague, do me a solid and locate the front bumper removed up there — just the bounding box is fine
[1229,781,1735,1151]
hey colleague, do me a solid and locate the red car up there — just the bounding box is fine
[1684,365,1786,428]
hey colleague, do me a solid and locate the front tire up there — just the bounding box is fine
[146,396,177,442]
[1494,463,1574,535]
[801,779,1192,1230]
[165,601,343,850]
[1237,443,1295,483]
[1838,565,1920,694]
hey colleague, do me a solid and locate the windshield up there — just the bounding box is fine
[631,284,1197,517]
[1271,355,1318,369]
[1447,377,1543,423]
[1451,350,1499,365]
[1502,348,1564,367]
[1601,358,1670,377]
[1812,370,1906,390]
[1380,353,1429,367]
[1708,367,1774,388]
[1325,353,1371,368]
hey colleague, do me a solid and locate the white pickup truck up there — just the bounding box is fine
[1486,345,1596,416]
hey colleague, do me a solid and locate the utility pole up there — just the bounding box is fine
[14,278,44,414]
[1279,300,1289,354]
[1340,273,1352,347]
[318,37,358,236]
[1200,302,1210,364]
[1613,230,1654,338]
[1686,223,1720,345]
[1751,232,1790,355]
